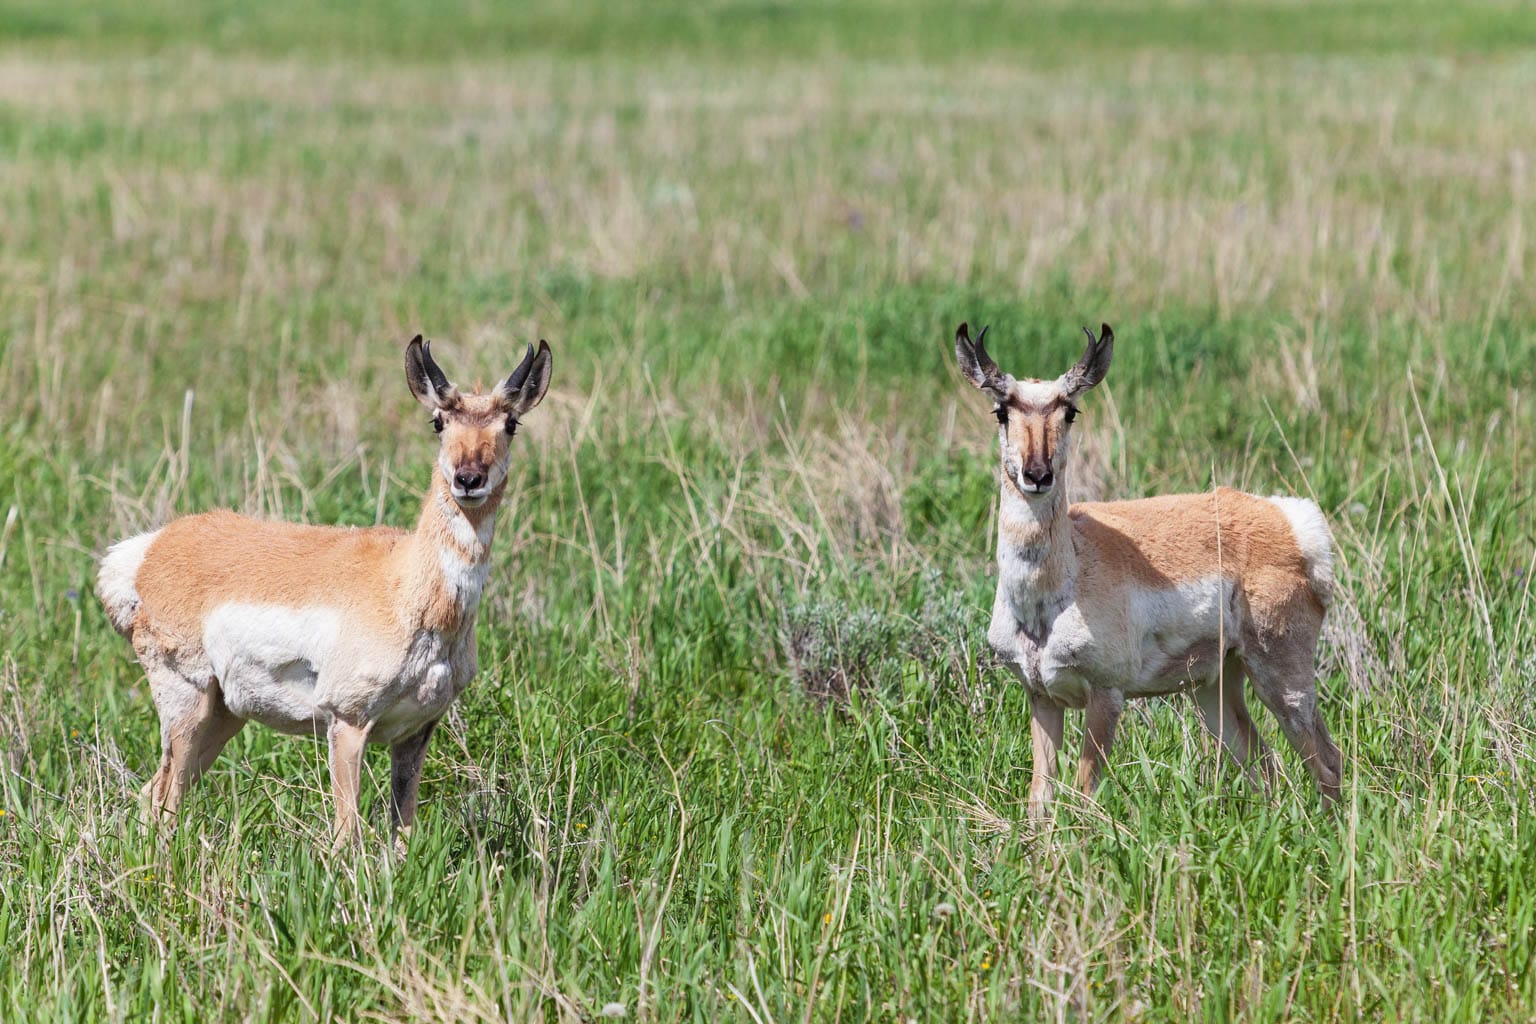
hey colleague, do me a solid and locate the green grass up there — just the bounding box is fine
[2,1,1536,1020]
[6,0,1536,60]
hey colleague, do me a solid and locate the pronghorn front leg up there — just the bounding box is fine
[388,719,439,857]
[328,716,374,851]
[1028,695,1065,819]
[1077,688,1124,798]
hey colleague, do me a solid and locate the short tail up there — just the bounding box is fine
[1267,496,1335,608]
[97,530,160,636]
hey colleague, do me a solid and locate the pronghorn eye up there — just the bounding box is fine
[993,405,1009,424]
[1064,407,1079,424]
[505,417,519,437]
[431,414,444,434]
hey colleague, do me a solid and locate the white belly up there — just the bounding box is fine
[203,603,473,741]
[1124,578,1233,695]
[992,576,1236,704]
[204,603,341,734]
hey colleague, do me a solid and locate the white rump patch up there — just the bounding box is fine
[1267,495,1335,606]
[96,529,161,634]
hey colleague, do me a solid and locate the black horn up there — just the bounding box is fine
[501,343,537,396]
[1064,323,1114,395]
[405,334,458,409]
[501,339,554,418]
[955,321,1009,397]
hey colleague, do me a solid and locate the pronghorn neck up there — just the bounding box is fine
[995,463,1076,639]
[403,465,505,630]
[420,465,504,560]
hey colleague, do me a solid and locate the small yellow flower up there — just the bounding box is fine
[70,729,80,739]
[576,823,587,831]
[823,913,832,925]
[981,960,992,970]
[0,808,7,818]
[726,992,736,1001]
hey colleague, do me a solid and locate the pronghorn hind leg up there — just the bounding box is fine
[180,680,245,789]
[160,683,243,817]
[141,750,175,819]
[1027,695,1064,820]
[1193,654,1277,789]
[142,666,244,821]
[1263,693,1342,803]
[1304,711,1343,803]
[1243,614,1343,803]
[1257,694,1342,802]
[1076,688,1124,799]
[142,664,197,819]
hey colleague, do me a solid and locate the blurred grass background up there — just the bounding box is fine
[8,0,1536,59]
[2,1,1535,1020]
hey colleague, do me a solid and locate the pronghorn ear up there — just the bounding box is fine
[955,322,1010,399]
[499,340,553,418]
[405,335,460,410]
[1065,323,1114,395]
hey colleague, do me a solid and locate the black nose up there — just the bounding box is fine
[1023,467,1054,489]
[454,470,486,492]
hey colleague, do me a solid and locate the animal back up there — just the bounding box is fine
[133,510,408,637]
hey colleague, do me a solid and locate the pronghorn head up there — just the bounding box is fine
[955,322,1113,497]
[405,335,553,509]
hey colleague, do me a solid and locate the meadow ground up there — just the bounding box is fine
[2,1,1536,1020]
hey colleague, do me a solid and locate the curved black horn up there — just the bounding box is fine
[955,321,1007,396]
[1065,322,1114,394]
[974,324,993,367]
[419,339,451,394]
[503,339,553,417]
[405,334,458,408]
[406,335,452,394]
[503,342,537,395]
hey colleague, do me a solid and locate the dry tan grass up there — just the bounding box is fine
[3,51,1532,443]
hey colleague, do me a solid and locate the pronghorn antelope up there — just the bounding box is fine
[954,322,1342,816]
[97,336,552,849]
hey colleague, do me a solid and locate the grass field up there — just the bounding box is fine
[2,1,1536,1020]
